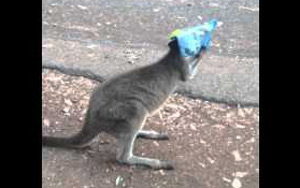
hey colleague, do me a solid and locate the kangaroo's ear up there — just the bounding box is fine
[168,38,179,52]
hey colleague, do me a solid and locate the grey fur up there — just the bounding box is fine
[42,39,204,170]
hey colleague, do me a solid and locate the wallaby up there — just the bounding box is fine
[42,39,206,170]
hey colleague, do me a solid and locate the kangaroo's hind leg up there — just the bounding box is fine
[113,102,174,170]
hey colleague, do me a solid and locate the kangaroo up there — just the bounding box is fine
[42,39,206,170]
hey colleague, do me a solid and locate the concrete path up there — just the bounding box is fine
[42,0,259,106]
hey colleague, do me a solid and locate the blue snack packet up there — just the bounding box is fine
[169,19,219,57]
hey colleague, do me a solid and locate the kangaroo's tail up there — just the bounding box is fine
[42,128,97,149]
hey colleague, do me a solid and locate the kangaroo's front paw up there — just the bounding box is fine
[153,160,175,170]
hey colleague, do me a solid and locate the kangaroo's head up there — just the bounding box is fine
[167,39,206,82]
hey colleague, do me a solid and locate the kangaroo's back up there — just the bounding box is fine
[97,56,180,113]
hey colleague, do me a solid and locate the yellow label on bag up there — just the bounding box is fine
[168,29,182,40]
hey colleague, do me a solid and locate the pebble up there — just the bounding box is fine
[231,178,242,188]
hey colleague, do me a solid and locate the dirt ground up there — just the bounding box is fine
[42,69,259,188]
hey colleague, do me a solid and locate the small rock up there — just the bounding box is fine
[62,107,70,113]
[232,178,242,188]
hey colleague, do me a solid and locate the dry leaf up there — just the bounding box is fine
[153,141,160,147]
[190,124,197,131]
[231,150,242,161]
[77,5,88,10]
[238,109,245,117]
[235,171,248,178]
[64,99,73,106]
[222,177,231,183]
[43,119,50,127]
[115,176,124,186]
[235,124,246,129]
[212,124,225,130]
[244,108,253,115]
